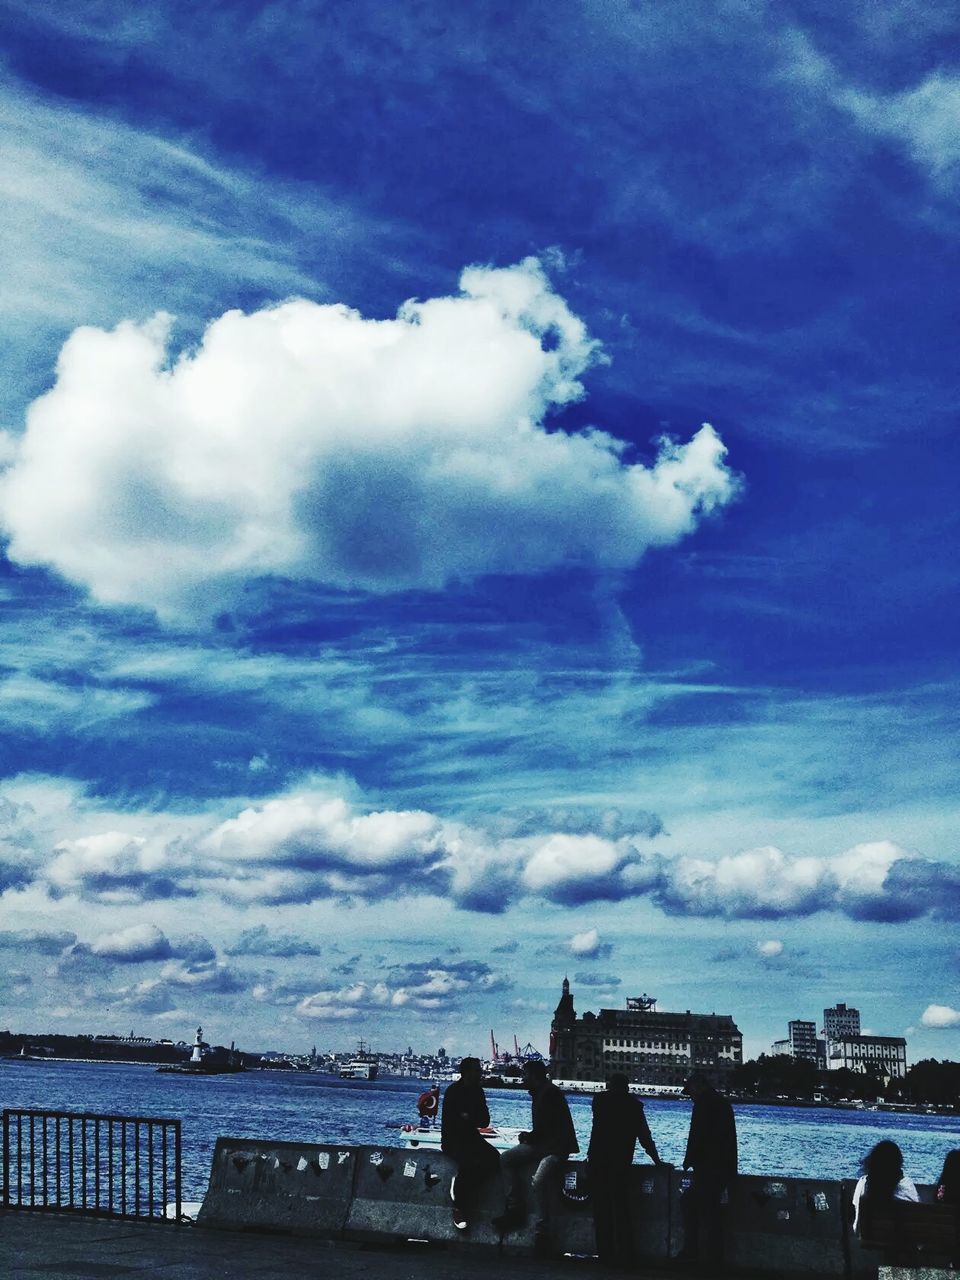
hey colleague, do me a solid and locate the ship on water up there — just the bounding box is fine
[339,1039,378,1080]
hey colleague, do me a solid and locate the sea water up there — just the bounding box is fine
[1,1059,957,1202]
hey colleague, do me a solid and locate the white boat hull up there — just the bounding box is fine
[401,1123,522,1152]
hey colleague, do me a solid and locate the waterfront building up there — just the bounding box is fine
[826,1034,907,1080]
[549,978,742,1087]
[770,1019,824,1067]
[823,1002,860,1040]
[788,1019,818,1062]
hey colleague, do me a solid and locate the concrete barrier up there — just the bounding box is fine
[196,1137,942,1275]
[631,1164,672,1260]
[197,1137,356,1237]
[343,1144,505,1249]
[879,1271,955,1280]
[724,1174,848,1276]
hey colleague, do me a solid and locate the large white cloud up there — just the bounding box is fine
[0,259,738,615]
[9,777,960,922]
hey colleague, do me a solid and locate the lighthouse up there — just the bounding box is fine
[190,1026,203,1064]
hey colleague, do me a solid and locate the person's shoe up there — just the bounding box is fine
[452,1206,468,1231]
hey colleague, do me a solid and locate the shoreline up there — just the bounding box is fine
[4,1056,957,1117]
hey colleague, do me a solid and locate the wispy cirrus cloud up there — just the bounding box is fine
[226,925,326,958]
[839,72,960,180]
[0,926,76,954]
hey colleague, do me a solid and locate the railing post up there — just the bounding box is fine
[2,1108,8,1208]
[174,1121,182,1224]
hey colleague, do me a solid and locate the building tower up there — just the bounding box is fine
[787,1020,818,1063]
[823,1003,860,1041]
[550,976,576,1062]
[554,977,576,1029]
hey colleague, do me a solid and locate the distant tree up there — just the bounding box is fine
[903,1059,960,1106]
[730,1054,818,1099]
[820,1065,885,1102]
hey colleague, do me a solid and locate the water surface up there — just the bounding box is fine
[2,1060,956,1202]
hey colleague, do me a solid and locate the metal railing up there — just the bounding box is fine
[3,1109,181,1223]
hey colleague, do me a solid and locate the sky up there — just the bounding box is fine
[0,0,958,1062]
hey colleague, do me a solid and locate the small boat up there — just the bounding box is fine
[401,1120,522,1152]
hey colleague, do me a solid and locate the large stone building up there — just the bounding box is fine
[549,978,742,1087]
[826,1034,908,1080]
[820,1001,907,1080]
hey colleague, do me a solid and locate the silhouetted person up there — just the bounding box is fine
[588,1073,663,1267]
[937,1149,960,1204]
[936,1150,960,1269]
[499,1059,578,1254]
[441,1057,499,1231]
[680,1072,737,1269]
[851,1139,918,1236]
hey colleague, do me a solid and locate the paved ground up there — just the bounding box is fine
[0,1210,701,1280]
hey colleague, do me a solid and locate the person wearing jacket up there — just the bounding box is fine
[680,1071,738,1268]
[498,1059,578,1253]
[440,1057,499,1231]
[588,1073,663,1266]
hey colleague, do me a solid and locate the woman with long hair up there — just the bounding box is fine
[852,1140,919,1235]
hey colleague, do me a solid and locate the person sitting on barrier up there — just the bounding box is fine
[936,1149,960,1203]
[497,1059,579,1255]
[588,1072,664,1267]
[851,1139,919,1235]
[440,1057,499,1232]
[678,1070,738,1270]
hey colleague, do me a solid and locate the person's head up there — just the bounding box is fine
[682,1071,712,1101]
[862,1140,905,1200]
[522,1059,549,1093]
[458,1057,482,1083]
[938,1149,960,1192]
[606,1072,630,1094]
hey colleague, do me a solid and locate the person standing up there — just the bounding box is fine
[680,1071,738,1268]
[440,1057,499,1231]
[499,1059,579,1254]
[588,1073,663,1266]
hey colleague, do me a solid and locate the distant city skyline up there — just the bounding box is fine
[0,3,958,1065]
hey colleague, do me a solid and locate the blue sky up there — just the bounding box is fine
[0,0,958,1060]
